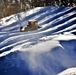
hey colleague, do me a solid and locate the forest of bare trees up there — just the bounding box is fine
[0,0,76,19]
[31,0,76,7]
[0,0,31,19]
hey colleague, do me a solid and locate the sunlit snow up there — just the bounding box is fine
[0,6,76,75]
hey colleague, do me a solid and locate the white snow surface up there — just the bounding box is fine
[0,6,76,75]
[58,68,76,75]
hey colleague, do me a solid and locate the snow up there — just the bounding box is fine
[11,40,63,53]
[58,68,76,75]
[53,33,76,40]
[0,6,76,75]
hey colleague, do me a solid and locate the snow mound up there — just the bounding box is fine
[58,68,76,75]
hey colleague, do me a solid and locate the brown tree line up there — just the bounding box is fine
[32,0,76,7]
[0,0,76,19]
[0,0,31,19]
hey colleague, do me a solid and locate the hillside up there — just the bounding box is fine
[0,6,76,75]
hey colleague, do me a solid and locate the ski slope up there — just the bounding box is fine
[0,6,76,75]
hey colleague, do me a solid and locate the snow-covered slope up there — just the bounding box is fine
[0,6,76,75]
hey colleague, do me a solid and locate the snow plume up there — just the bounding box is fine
[19,41,63,75]
[19,38,76,75]
[18,40,63,53]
